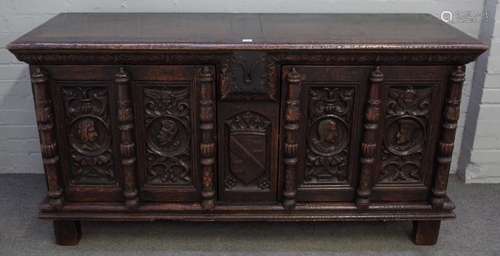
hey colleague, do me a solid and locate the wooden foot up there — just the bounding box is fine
[53,220,82,246]
[412,220,441,245]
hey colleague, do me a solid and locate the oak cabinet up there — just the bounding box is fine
[8,13,486,246]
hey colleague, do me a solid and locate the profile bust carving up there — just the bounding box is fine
[318,119,337,145]
[77,119,99,150]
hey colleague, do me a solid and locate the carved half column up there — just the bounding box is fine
[356,66,383,209]
[199,66,216,210]
[282,68,302,210]
[116,67,139,209]
[431,65,465,209]
[31,67,63,210]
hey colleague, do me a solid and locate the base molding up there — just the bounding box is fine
[39,198,455,222]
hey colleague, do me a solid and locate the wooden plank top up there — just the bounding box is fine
[8,13,487,52]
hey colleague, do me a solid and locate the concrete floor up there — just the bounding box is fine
[0,174,499,256]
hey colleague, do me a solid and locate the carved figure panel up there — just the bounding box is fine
[143,86,192,185]
[62,86,116,185]
[379,86,433,184]
[305,87,355,184]
[224,111,272,191]
[220,52,278,101]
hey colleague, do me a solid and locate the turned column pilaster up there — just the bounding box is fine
[356,66,384,209]
[199,66,216,210]
[431,65,465,209]
[31,67,64,210]
[282,68,302,210]
[116,67,139,209]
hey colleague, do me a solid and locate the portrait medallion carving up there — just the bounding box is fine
[148,117,188,156]
[62,86,115,185]
[385,117,425,155]
[69,116,109,155]
[305,87,354,184]
[309,116,349,156]
[379,86,432,184]
[143,86,192,185]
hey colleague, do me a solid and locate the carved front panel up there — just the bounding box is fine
[282,66,370,202]
[218,102,279,202]
[219,52,278,101]
[305,87,354,184]
[224,111,272,191]
[143,86,192,185]
[62,85,116,185]
[131,65,212,202]
[371,66,449,202]
[379,86,432,184]
[45,65,125,202]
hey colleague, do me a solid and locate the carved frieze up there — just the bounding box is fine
[62,86,116,185]
[143,87,192,185]
[379,86,432,184]
[305,87,354,184]
[14,52,478,66]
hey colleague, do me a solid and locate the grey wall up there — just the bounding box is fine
[0,0,487,176]
[459,0,500,183]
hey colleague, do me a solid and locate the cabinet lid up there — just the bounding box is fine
[7,13,487,53]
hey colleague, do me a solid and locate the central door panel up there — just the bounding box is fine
[218,102,279,203]
[281,66,370,202]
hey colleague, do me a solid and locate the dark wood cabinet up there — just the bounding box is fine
[8,13,487,246]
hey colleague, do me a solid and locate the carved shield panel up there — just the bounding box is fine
[229,134,266,185]
[224,111,271,191]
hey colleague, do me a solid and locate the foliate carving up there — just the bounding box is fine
[282,68,302,210]
[379,86,433,184]
[219,52,278,101]
[31,67,63,209]
[224,111,272,191]
[226,111,271,133]
[63,86,116,185]
[198,66,216,210]
[116,67,139,209]
[305,87,354,184]
[271,53,477,66]
[143,86,192,185]
[432,65,465,209]
[14,52,478,66]
[356,66,383,208]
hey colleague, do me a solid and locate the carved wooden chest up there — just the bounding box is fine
[8,13,487,246]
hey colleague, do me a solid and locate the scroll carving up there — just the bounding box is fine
[432,65,465,209]
[305,87,354,184]
[282,68,302,210]
[116,67,139,209]
[31,67,63,209]
[224,111,272,191]
[379,86,432,184]
[219,52,278,101]
[356,66,383,208]
[63,85,116,185]
[14,52,478,66]
[199,66,216,210]
[143,87,192,185]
